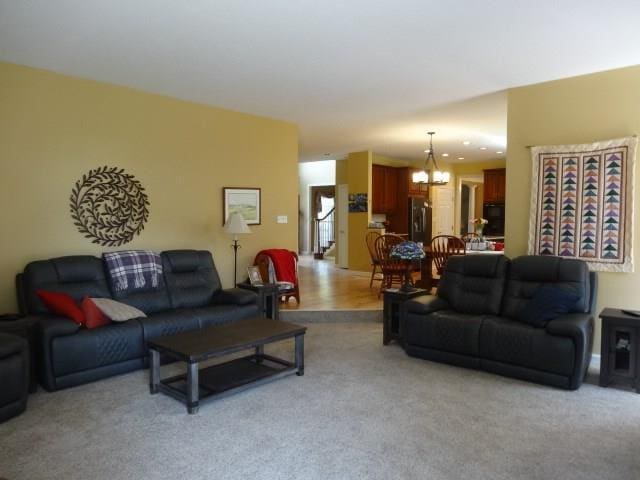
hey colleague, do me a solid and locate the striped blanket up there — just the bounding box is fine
[103,250,162,292]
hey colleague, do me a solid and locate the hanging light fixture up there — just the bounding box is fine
[412,131,450,186]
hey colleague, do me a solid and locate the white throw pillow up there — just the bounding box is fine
[90,298,147,322]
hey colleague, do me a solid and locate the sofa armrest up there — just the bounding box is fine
[32,315,80,391]
[405,295,449,315]
[211,288,258,306]
[545,313,592,339]
[545,312,594,389]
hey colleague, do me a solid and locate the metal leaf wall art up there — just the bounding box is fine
[70,166,150,247]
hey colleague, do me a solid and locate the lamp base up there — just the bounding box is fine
[400,270,416,293]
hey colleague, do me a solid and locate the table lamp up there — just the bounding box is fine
[390,241,425,292]
[224,213,252,285]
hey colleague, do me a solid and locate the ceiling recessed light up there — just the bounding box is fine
[496,151,504,154]
[479,147,487,151]
[442,153,449,157]
[457,157,465,160]
[462,140,471,146]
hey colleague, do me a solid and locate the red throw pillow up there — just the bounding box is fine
[36,290,85,326]
[80,296,111,329]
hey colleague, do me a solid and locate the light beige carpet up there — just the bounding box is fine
[1,321,639,480]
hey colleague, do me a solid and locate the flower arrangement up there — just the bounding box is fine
[390,241,426,261]
[472,218,488,226]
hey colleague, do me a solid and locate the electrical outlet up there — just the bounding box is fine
[277,215,288,224]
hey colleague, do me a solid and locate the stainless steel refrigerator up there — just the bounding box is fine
[408,197,432,243]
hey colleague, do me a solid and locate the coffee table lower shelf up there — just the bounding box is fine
[152,354,299,413]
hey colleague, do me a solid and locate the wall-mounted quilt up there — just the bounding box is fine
[528,136,637,272]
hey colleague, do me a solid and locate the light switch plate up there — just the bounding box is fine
[277,215,288,224]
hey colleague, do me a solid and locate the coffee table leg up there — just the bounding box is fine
[149,349,160,394]
[187,361,199,414]
[255,344,264,363]
[295,334,304,376]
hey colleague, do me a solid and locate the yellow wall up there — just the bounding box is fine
[347,151,372,271]
[0,62,299,311]
[452,159,506,176]
[506,64,640,354]
[372,153,413,168]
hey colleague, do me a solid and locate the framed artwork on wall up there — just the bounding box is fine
[223,187,261,225]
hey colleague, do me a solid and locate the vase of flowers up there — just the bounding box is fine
[472,218,488,239]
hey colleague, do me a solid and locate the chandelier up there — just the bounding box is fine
[412,131,450,186]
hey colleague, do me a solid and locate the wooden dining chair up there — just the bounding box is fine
[429,235,466,290]
[374,234,407,297]
[365,231,383,288]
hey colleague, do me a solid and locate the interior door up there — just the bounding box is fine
[336,184,349,268]
[432,185,455,236]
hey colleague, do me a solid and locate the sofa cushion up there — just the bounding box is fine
[191,304,260,329]
[479,316,575,376]
[162,250,222,308]
[36,290,85,325]
[516,286,580,327]
[50,321,144,376]
[137,309,201,345]
[23,256,111,315]
[404,309,484,357]
[437,255,509,315]
[501,256,590,320]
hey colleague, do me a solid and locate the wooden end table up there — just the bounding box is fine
[383,288,427,345]
[237,282,280,319]
[599,308,640,393]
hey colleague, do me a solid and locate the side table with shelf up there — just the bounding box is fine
[236,282,280,320]
[599,308,640,393]
[382,288,427,345]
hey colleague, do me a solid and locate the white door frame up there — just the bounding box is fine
[455,174,483,235]
[336,184,349,268]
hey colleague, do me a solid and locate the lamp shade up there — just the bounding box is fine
[224,213,252,235]
[390,241,425,260]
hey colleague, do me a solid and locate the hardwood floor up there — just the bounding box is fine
[280,255,383,311]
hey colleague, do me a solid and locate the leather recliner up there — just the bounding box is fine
[17,250,260,391]
[403,255,597,390]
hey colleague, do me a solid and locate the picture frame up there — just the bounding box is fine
[247,266,263,285]
[223,187,261,225]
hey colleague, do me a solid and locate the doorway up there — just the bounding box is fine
[310,185,335,259]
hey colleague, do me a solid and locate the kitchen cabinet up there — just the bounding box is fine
[372,165,399,213]
[483,168,506,203]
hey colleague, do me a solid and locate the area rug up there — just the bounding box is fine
[528,136,636,272]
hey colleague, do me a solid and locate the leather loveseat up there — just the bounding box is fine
[403,254,597,390]
[16,250,260,391]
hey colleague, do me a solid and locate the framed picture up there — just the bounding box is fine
[223,187,261,225]
[247,266,263,285]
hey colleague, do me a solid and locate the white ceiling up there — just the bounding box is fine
[2,1,640,163]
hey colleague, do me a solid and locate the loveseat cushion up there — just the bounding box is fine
[23,256,111,315]
[437,255,509,315]
[137,309,201,348]
[49,321,144,377]
[404,309,484,356]
[191,304,261,329]
[479,316,575,376]
[501,256,590,321]
[162,250,222,308]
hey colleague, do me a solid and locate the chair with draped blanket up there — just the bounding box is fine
[254,249,300,304]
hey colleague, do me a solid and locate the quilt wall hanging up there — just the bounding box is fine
[528,136,637,272]
[70,166,150,247]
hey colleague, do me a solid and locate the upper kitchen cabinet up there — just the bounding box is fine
[483,168,506,203]
[372,165,399,213]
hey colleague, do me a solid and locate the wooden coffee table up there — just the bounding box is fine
[147,317,306,413]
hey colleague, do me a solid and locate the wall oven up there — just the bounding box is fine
[482,203,505,236]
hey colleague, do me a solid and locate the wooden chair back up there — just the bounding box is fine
[365,231,381,264]
[430,235,466,275]
[374,234,408,295]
